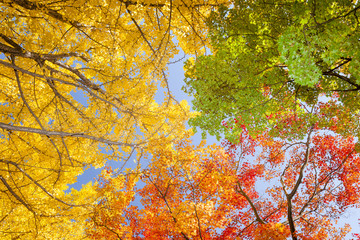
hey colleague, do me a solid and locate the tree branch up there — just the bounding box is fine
[236,182,265,224]
[0,122,139,147]
[0,175,34,213]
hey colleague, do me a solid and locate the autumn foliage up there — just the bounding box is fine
[0,0,229,238]
[1,0,360,239]
[88,109,360,239]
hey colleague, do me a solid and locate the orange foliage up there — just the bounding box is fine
[88,118,360,239]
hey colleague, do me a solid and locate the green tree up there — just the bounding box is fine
[184,0,360,141]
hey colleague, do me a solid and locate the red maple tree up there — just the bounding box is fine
[87,108,360,239]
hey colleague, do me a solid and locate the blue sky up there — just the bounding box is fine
[69,50,219,190]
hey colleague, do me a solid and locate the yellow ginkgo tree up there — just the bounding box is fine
[0,0,231,238]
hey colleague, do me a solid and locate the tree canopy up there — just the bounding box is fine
[1,0,360,239]
[0,0,230,238]
[88,116,359,239]
[184,0,360,140]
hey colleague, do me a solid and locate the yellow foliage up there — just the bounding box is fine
[0,0,231,238]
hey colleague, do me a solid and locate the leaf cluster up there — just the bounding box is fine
[184,0,360,140]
